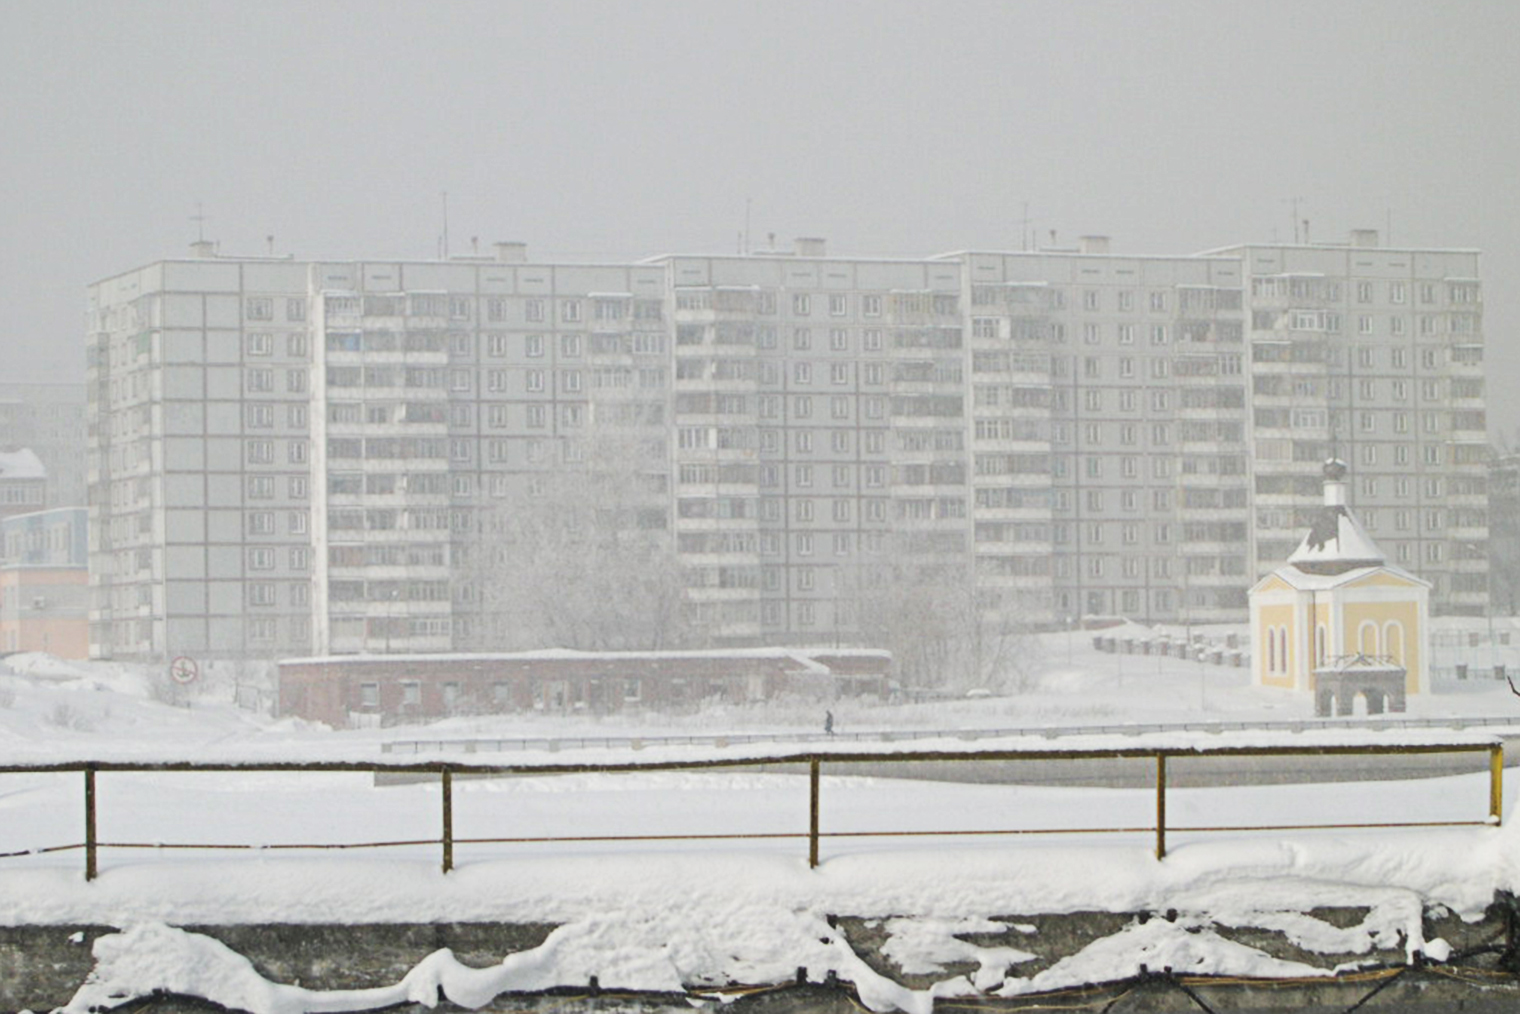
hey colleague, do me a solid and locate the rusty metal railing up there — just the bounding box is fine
[0,740,1503,881]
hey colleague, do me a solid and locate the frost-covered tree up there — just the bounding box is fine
[456,414,700,652]
[852,550,1035,693]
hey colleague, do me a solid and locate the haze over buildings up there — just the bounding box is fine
[3,0,1519,434]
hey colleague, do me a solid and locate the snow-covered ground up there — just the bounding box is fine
[3,624,1520,1013]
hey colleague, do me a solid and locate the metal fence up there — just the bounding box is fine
[0,741,1503,881]
[381,714,1520,755]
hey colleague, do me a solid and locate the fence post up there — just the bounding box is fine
[1492,745,1505,826]
[441,764,454,873]
[808,757,820,868]
[1154,752,1167,860]
[84,765,97,882]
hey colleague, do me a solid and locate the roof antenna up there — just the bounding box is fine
[439,191,450,259]
[190,203,210,243]
[266,235,275,255]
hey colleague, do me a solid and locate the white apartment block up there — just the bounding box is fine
[85,231,1488,661]
[1213,232,1488,615]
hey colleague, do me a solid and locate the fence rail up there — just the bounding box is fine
[380,714,1520,755]
[0,741,1503,881]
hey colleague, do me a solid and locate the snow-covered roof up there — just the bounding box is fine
[1255,562,1429,594]
[1313,653,1407,675]
[0,447,45,480]
[1285,506,1386,574]
[279,646,891,669]
[1283,460,1386,576]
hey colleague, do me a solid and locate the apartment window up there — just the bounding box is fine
[1357,281,1374,303]
[864,329,883,351]
[246,440,274,465]
[830,329,849,352]
[829,294,848,316]
[792,293,811,315]
[246,333,273,356]
[793,328,812,351]
[526,370,545,392]
[862,294,882,316]
[248,548,275,570]
[247,512,275,535]
[246,404,274,428]
[1083,290,1100,311]
[560,334,582,357]
[245,368,274,393]
[1149,291,1167,312]
[245,297,274,321]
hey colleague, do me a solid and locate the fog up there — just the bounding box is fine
[2,0,1519,432]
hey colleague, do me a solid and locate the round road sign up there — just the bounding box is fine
[169,656,200,685]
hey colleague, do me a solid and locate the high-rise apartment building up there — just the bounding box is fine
[85,231,1488,662]
[1213,233,1488,616]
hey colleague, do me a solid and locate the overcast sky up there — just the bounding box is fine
[4,0,1518,433]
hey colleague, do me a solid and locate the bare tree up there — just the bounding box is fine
[458,415,700,652]
[852,550,1034,693]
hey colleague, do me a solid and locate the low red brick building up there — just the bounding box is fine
[277,648,891,727]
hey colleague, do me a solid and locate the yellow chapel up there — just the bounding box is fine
[1248,459,1430,714]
